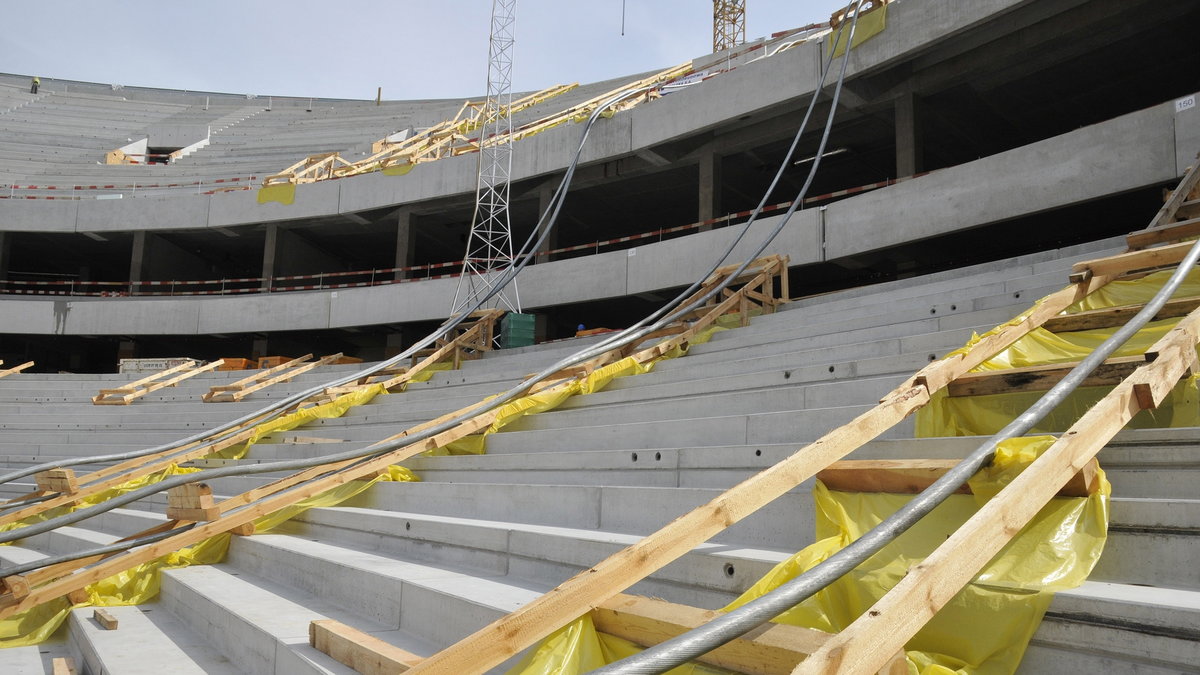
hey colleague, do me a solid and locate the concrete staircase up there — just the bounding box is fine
[0,236,1196,674]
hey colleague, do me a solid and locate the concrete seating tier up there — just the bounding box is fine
[0,238,1196,673]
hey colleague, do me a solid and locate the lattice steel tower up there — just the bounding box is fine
[451,0,521,316]
[713,0,747,52]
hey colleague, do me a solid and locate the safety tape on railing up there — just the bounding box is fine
[0,173,922,295]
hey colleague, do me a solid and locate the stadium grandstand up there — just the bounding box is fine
[0,0,1197,673]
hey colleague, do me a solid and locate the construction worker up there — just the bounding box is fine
[30,76,39,94]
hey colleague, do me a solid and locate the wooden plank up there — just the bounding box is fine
[887,275,1114,398]
[0,361,34,379]
[93,608,118,630]
[310,620,423,674]
[207,353,313,392]
[1147,153,1200,229]
[51,657,77,675]
[206,353,340,402]
[34,468,78,495]
[1071,239,1194,279]
[792,305,1200,675]
[404,386,929,675]
[1127,216,1200,250]
[946,355,1152,397]
[816,459,1101,498]
[591,594,881,675]
[1178,198,1200,220]
[1042,295,1200,333]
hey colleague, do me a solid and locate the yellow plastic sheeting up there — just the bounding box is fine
[508,614,729,675]
[0,464,203,536]
[251,464,419,533]
[442,323,728,455]
[210,383,388,460]
[917,268,1200,437]
[256,183,296,205]
[0,465,420,648]
[724,436,1109,675]
[827,4,887,58]
[382,162,415,176]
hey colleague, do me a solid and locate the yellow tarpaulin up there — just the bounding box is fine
[917,268,1200,437]
[256,183,296,205]
[513,437,1109,675]
[382,162,415,176]
[827,4,887,58]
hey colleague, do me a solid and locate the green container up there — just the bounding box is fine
[500,312,536,348]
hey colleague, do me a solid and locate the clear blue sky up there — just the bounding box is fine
[3,1,845,100]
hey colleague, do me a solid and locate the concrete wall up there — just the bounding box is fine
[1,95,1194,336]
[0,0,1033,237]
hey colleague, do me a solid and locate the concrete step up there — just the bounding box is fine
[68,603,243,675]
[159,564,429,675]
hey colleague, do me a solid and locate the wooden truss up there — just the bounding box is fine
[375,157,1200,674]
[0,258,788,625]
[262,61,691,187]
[92,360,224,406]
[202,353,343,403]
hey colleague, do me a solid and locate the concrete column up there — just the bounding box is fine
[698,148,722,231]
[385,331,406,358]
[129,230,148,287]
[535,184,561,263]
[395,210,416,280]
[117,339,136,360]
[895,92,924,178]
[0,232,11,280]
[251,336,269,361]
[261,224,279,290]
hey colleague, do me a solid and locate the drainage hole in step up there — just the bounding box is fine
[631,452,639,462]
[951,304,957,311]
[783,370,791,379]
[755,449,762,457]
[724,563,736,577]
[655,452,662,461]
[405,521,411,531]
[929,308,936,314]
[928,354,937,362]
[828,365,835,373]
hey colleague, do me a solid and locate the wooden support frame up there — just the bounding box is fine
[1144,151,1200,231]
[816,458,1101,498]
[1042,294,1200,333]
[311,620,424,674]
[791,304,1200,675]
[944,354,1174,397]
[1126,215,1200,250]
[0,259,787,622]
[92,360,224,405]
[203,353,342,402]
[0,360,34,379]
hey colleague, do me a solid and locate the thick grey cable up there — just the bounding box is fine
[0,87,665,548]
[0,20,851,559]
[0,522,197,578]
[0,85,645,491]
[601,237,1200,675]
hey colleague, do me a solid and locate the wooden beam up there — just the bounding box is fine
[1177,198,1200,221]
[946,355,1154,397]
[51,657,77,675]
[816,458,1101,498]
[0,361,34,379]
[888,275,1114,398]
[1042,295,1200,333]
[34,468,78,495]
[1146,153,1200,229]
[404,385,929,675]
[1071,240,1194,279]
[592,594,907,675]
[1126,216,1200,250]
[310,620,423,674]
[93,608,118,630]
[792,304,1200,675]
